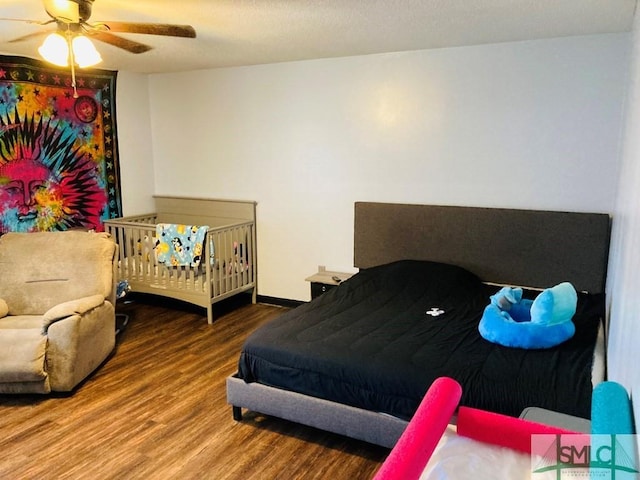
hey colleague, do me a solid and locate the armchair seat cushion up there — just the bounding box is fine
[0,315,43,330]
[0,329,47,382]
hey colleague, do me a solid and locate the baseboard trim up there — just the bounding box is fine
[256,295,304,309]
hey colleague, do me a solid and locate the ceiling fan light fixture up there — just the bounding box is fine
[72,35,102,68]
[38,32,102,69]
[38,32,69,67]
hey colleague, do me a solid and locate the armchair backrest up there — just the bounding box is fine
[0,231,117,315]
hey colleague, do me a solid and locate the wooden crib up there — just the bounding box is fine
[104,196,257,324]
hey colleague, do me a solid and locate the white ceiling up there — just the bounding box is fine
[0,0,637,74]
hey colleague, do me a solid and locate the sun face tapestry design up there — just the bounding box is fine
[0,55,121,234]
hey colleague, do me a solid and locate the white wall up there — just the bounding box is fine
[145,34,629,301]
[607,9,640,436]
[115,71,156,215]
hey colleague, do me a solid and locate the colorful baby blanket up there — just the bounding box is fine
[155,224,209,268]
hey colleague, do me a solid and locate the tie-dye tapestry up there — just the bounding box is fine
[0,54,121,234]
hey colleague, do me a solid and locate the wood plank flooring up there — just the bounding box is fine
[0,295,388,480]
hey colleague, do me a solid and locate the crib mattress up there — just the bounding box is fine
[237,260,604,420]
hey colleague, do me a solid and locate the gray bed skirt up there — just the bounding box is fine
[226,375,408,448]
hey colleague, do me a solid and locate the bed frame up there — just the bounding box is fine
[227,202,611,448]
[104,196,257,324]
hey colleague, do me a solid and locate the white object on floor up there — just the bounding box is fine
[420,425,553,480]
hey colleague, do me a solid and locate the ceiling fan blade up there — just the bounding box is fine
[89,30,152,54]
[0,18,54,26]
[7,29,54,44]
[99,21,196,38]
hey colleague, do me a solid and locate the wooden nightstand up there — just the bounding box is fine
[305,268,353,300]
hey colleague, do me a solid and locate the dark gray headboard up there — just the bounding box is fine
[354,202,611,294]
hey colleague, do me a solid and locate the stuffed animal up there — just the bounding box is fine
[478,282,577,349]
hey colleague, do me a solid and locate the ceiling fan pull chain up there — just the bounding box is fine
[65,28,79,98]
[70,54,78,98]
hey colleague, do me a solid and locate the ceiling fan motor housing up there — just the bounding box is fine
[76,0,94,22]
[43,0,93,23]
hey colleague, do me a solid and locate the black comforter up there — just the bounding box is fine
[238,260,603,420]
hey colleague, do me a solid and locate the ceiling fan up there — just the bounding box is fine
[2,0,196,55]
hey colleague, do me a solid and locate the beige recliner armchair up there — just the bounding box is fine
[0,231,117,394]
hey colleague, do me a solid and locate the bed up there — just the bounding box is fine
[104,196,257,324]
[226,202,610,448]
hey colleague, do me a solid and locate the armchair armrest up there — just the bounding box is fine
[0,298,7,318]
[42,294,105,332]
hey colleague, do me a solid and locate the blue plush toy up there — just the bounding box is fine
[478,282,578,349]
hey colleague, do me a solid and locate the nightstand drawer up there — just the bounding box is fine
[310,282,336,299]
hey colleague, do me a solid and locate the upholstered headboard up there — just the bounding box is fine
[354,202,611,294]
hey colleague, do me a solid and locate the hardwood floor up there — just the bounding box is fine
[0,295,388,480]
